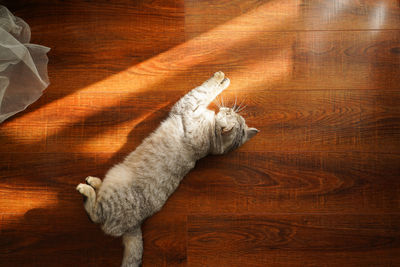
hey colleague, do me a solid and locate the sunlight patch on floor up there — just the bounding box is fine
[0,189,59,219]
[2,0,298,153]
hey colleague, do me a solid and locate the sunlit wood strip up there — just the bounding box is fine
[0,188,59,219]
[2,0,297,151]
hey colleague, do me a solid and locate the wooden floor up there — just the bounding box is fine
[1,0,399,266]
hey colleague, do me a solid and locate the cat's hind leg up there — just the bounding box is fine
[76,183,101,223]
[85,176,102,191]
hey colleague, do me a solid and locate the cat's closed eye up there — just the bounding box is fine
[222,126,233,135]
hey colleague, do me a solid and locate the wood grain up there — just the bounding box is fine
[188,214,400,266]
[0,152,187,267]
[0,0,399,266]
[2,89,399,153]
[181,152,400,214]
[184,0,400,35]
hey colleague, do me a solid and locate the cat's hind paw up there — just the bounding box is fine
[85,176,102,190]
[76,183,93,197]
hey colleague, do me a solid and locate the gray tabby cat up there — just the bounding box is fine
[76,71,258,267]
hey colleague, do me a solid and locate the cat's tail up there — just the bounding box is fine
[122,228,143,267]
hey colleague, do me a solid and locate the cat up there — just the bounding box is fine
[76,71,258,267]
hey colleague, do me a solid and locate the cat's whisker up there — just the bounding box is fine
[235,96,247,113]
[236,100,243,112]
[237,104,247,113]
[221,95,225,107]
[235,103,240,112]
[232,95,237,111]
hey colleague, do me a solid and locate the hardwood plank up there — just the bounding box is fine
[8,0,400,36]
[0,152,186,216]
[0,14,397,106]
[1,18,397,130]
[184,0,400,36]
[244,90,400,153]
[77,30,398,91]
[187,214,400,266]
[0,153,123,266]
[25,29,400,105]
[1,151,398,216]
[0,0,399,266]
[0,210,122,267]
[1,1,398,128]
[2,89,399,153]
[1,150,399,265]
[0,153,112,221]
[142,213,187,267]
[8,0,185,72]
[0,151,187,267]
[1,0,186,124]
[0,207,187,267]
[181,152,400,214]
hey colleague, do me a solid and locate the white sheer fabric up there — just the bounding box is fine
[0,5,50,123]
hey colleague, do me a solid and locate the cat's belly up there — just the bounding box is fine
[99,184,151,237]
[98,153,196,237]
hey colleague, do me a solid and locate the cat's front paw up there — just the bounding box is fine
[214,71,230,89]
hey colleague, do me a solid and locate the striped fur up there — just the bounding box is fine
[76,72,258,266]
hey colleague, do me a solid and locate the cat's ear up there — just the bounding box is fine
[246,128,259,140]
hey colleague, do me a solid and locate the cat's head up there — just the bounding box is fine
[212,107,259,154]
